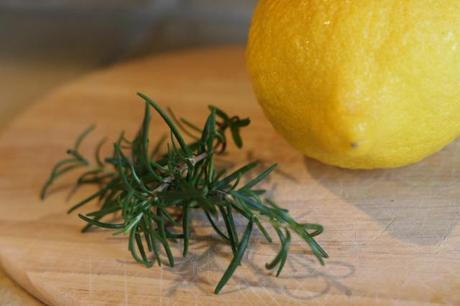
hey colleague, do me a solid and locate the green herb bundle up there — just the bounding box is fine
[41,93,327,294]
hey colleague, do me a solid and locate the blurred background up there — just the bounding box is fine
[0,1,257,304]
[0,0,257,128]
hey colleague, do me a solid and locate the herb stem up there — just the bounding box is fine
[41,93,327,294]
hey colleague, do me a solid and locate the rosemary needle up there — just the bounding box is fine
[41,92,328,294]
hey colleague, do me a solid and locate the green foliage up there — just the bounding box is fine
[41,93,327,294]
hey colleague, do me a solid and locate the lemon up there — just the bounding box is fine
[247,0,460,169]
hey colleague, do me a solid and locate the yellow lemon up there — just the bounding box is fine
[247,0,460,169]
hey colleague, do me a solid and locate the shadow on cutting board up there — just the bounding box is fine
[158,235,354,300]
[304,139,460,246]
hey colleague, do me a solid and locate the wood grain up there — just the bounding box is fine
[0,47,459,306]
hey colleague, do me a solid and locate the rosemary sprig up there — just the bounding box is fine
[41,93,328,294]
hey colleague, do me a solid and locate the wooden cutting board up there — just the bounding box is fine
[0,47,459,306]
